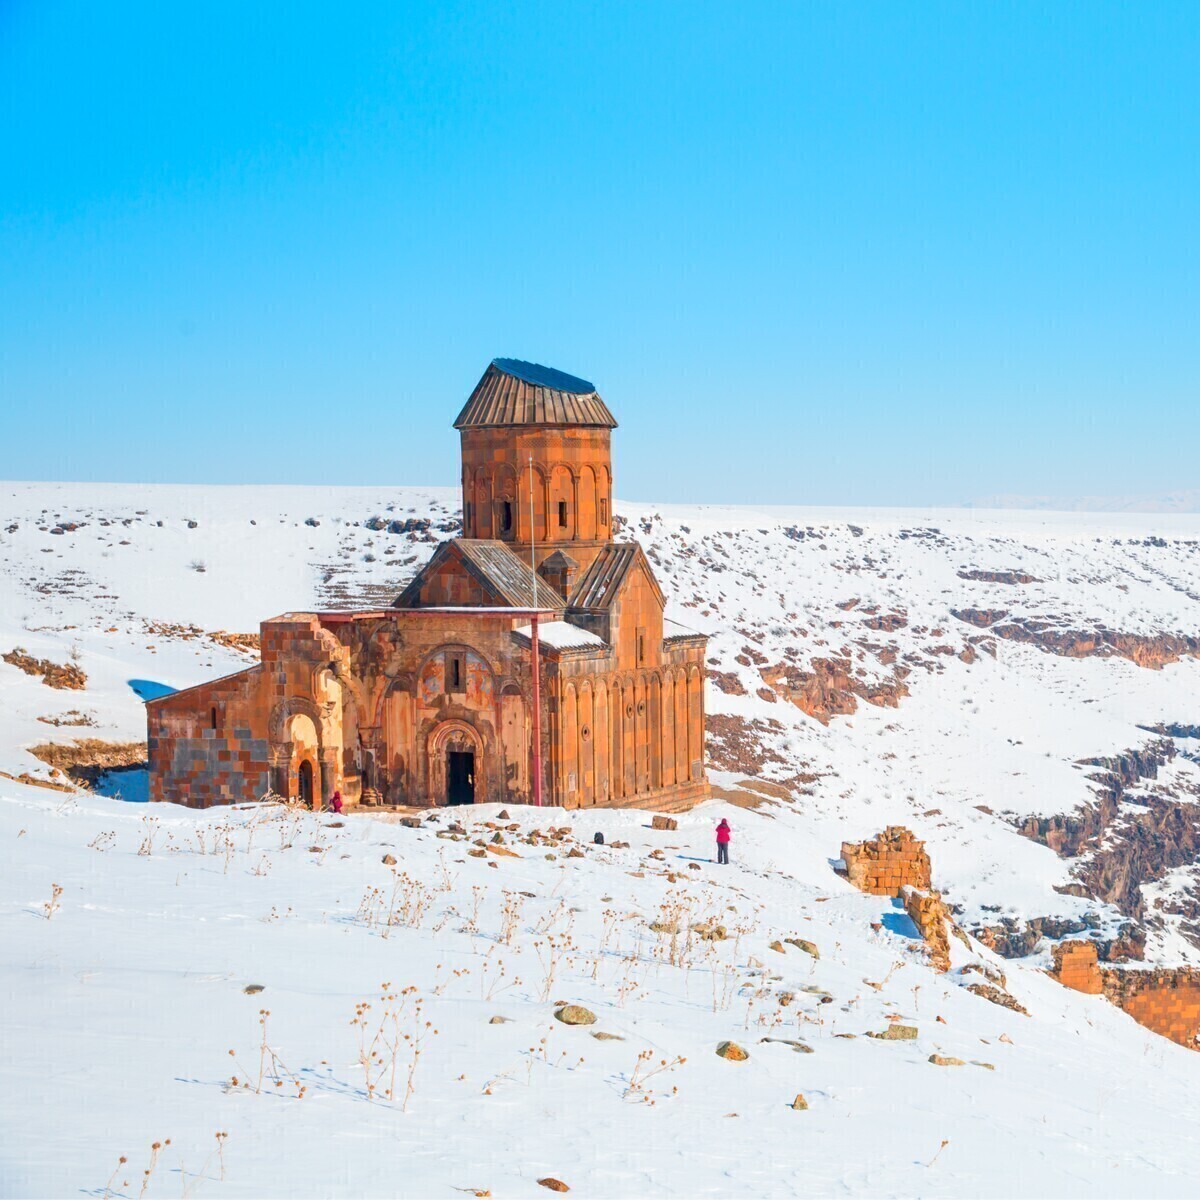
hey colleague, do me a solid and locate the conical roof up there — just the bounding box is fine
[454,358,617,430]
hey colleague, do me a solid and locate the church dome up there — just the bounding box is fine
[454,358,617,430]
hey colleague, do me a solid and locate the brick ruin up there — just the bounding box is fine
[839,825,952,970]
[1050,940,1200,1049]
[902,886,955,973]
[840,826,932,896]
[148,358,710,813]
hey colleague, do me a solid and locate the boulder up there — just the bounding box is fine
[651,815,678,831]
[488,1015,512,1024]
[791,1093,809,1110]
[869,1025,918,1040]
[929,1054,965,1066]
[785,937,819,959]
[591,1031,625,1041]
[381,853,397,866]
[554,1005,597,1026]
[716,1040,749,1061]
[400,816,423,829]
[537,1180,569,1193]
[760,1037,813,1054]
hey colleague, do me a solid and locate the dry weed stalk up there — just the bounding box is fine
[137,816,161,856]
[525,1032,585,1084]
[498,890,526,945]
[623,1050,686,1104]
[101,1154,127,1200]
[350,983,438,1110]
[87,830,116,851]
[227,1010,306,1099]
[479,947,521,1001]
[133,1138,170,1199]
[461,886,484,935]
[43,882,63,919]
[533,923,577,1002]
[431,963,470,996]
[180,1131,230,1198]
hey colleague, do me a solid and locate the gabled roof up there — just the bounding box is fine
[394,539,565,611]
[514,621,607,652]
[454,358,617,430]
[568,542,665,611]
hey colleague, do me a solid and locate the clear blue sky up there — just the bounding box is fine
[2,2,1197,506]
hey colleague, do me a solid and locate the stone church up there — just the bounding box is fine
[147,358,710,812]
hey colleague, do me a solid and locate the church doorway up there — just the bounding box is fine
[298,759,315,808]
[447,750,475,805]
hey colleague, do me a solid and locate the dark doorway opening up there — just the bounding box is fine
[447,750,475,805]
[298,760,314,808]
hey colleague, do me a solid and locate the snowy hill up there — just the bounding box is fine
[4,481,1200,1197]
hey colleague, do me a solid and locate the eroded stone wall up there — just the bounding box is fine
[1050,940,1200,1048]
[842,826,932,897]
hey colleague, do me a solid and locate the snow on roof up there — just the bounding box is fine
[664,617,703,640]
[514,620,606,651]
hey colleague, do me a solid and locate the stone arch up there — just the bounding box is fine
[493,463,518,540]
[633,672,649,793]
[549,464,576,541]
[577,679,595,806]
[380,680,414,804]
[578,463,598,540]
[286,711,321,810]
[414,642,498,712]
[673,667,689,786]
[426,717,490,806]
[593,679,609,804]
[687,665,704,782]
[561,682,578,805]
[473,467,493,537]
[515,462,546,542]
[649,671,663,791]
[661,669,676,788]
[269,695,324,744]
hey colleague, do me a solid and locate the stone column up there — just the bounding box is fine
[269,743,292,801]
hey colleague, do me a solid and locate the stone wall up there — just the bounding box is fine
[841,826,932,896]
[460,424,613,576]
[902,887,953,972]
[1050,940,1200,1049]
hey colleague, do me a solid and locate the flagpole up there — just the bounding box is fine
[529,453,543,808]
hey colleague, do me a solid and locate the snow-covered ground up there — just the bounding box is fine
[4,482,1200,1197]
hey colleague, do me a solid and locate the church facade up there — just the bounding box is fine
[147,358,710,812]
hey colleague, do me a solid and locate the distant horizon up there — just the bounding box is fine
[4,474,1200,518]
[3,3,1198,506]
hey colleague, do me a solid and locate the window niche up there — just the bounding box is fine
[445,650,467,695]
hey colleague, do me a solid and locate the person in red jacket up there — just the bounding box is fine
[329,790,343,815]
[716,818,732,865]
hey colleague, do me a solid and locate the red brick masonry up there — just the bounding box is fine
[841,826,932,897]
[1051,940,1200,1049]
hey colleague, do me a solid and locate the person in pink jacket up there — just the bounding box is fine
[716,818,732,865]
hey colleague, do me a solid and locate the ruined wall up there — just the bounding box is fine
[147,666,272,807]
[1049,941,1104,994]
[841,826,932,897]
[148,613,354,810]
[1050,940,1200,1048]
[902,887,954,972]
